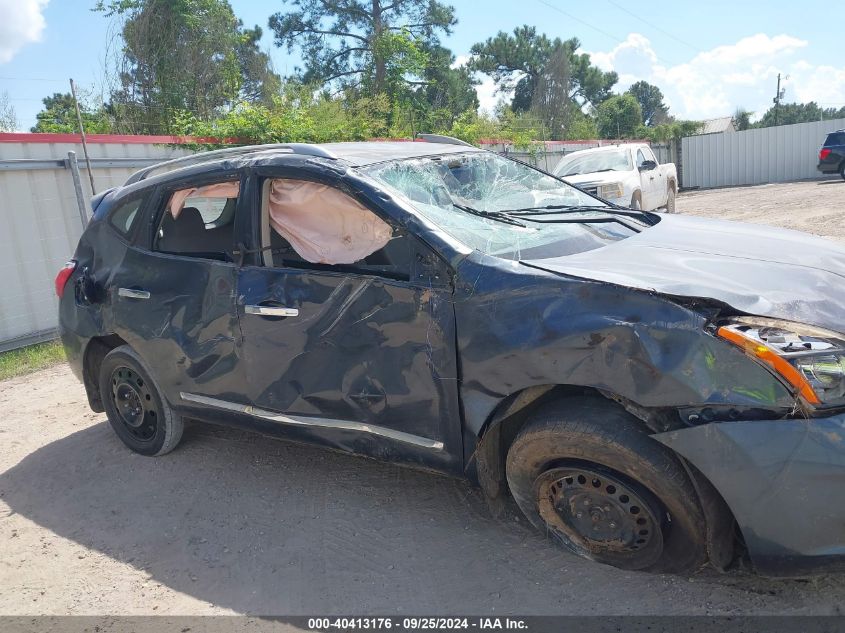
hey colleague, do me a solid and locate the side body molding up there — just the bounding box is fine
[180,393,445,451]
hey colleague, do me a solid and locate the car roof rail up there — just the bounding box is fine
[415,133,474,147]
[124,143,338,185]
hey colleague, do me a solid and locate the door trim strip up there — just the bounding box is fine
[179,392,445,450]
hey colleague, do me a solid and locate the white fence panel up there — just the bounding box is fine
[481,140,677,175]
[0,136,192,350]
[682,118,845,188]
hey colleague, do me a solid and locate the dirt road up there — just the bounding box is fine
[2,181,845,616]
[677,178,845,241]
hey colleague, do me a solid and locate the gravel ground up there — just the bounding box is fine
[677,178,845,241]
[2,180,845,616]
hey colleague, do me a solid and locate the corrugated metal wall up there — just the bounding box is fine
[482,140,677,174]
[0,139,191,351]
[682,118,845,188]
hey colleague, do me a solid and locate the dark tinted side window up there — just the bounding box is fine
[108,197,144,236]
[825,133,845,146]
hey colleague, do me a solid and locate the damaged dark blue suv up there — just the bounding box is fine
[58,139,845,577]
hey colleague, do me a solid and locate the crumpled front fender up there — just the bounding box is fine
[654,415,845,576]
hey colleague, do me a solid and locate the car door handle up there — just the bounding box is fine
[118,288,151,300]
[245,305,299,317]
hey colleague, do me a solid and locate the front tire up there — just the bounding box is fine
[630,191,642,210]
[840,164,845,181]
[506,397,707,574]
[99,345,183,456]
[664,186,676,213]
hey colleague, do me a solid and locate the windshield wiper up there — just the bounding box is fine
[504,204,623,214]
[503,204,657,225]
[452,203,527,227]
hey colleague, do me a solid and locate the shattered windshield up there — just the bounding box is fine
[555,149,632,177]
[363,152,646,261]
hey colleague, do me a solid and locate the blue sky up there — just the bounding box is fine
[2,0,843,131]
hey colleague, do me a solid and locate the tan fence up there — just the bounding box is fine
[681,118,845,188]
[0,134,192,351]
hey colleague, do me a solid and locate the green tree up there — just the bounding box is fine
[626,80,668,126]
[268,0,456,98]
[565,109,598,139]
[733,107,752,131]
[413,44,478,130]
[634,119,700,142]
[31,92,114,133]
[596,94,642,138]
[469,26,616,138]
[0,91,18,132]
[170,81,395,146]
[96,0,280,133]
[756,101,845,127]
[237,24,282,106]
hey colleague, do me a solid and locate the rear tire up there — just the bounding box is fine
[506,397,707,574]
[99,345,183,456]
[840,164,845,181]
[664,186,676,213]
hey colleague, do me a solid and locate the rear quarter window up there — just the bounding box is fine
[824,132,845,146]
[108,197,144,237]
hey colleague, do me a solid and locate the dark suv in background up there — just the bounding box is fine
[818,129,845,179]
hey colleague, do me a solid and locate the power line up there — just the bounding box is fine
[0,75,67,83]
[604,0,703,54]
[532,0,685,67]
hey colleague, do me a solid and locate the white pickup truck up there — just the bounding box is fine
[553,143,678,212]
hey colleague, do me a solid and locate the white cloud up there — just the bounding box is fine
[0,0,49,64]
[583,32,841,121]
[458,32,843,121]
[790,64,845,111]
[453,54,500,114]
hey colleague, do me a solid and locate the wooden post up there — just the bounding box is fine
[67,151,89,228]
[69,78,96,195]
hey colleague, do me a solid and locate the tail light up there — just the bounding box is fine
[55,261,77,298]
[820,148,832,161]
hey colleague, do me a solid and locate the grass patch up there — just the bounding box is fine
[0,340,66,381]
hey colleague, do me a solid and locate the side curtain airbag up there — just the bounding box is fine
[267,179,392,265]
[169,182,241,218]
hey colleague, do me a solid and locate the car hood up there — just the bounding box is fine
[522,214,845,333]
[559,171,630,185]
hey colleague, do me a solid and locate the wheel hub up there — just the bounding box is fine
[110,366,157,441]
[116,383,144,427]
[535,466,665,565]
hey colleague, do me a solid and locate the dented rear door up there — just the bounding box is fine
[106,172,246,408]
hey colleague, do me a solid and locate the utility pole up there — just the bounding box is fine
[69,78,96,195]
[772,73,786,127]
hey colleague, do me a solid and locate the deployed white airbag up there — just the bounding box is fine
[267,179,393,265]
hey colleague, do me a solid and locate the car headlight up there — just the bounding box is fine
[599,182,624,199]
[718,317,845,405]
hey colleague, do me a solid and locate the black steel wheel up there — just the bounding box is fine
[110,366,157,441]
[506,396,709,573]
[99,345,183,456]
[535,465,666,570]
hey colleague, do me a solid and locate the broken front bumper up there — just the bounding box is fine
[654,414,845,576]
